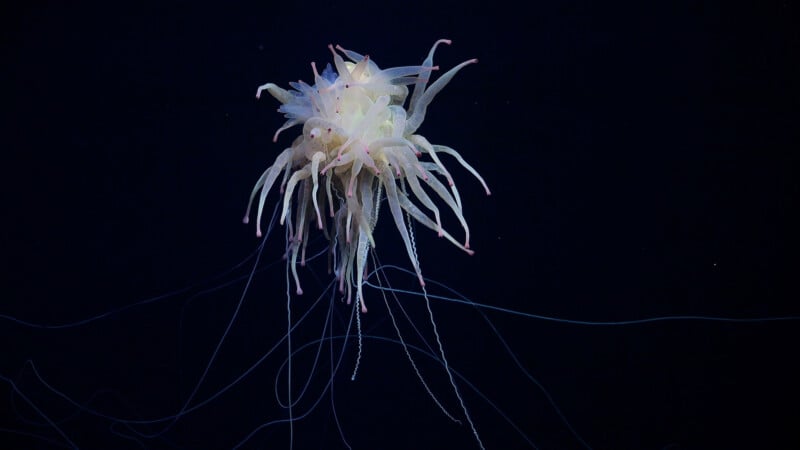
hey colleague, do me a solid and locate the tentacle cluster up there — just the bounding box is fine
[244,40,490,312]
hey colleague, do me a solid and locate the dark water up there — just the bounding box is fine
[2,2,798,449]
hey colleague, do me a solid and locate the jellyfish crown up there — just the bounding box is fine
[245,40,489,312]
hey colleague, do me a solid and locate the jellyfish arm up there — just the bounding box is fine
[244,40,489,312]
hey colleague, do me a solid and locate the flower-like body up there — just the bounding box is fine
[245,40,489,312]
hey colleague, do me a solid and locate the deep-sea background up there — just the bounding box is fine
[2,1,798,449]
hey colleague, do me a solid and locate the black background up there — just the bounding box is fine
[2,1,799,449]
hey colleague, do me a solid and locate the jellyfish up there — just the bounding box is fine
[240,39,492,449]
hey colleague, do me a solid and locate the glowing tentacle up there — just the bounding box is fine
[405,58,478,135]
[381,172,425,286]
[432,144,491,195]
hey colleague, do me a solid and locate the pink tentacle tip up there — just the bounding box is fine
[242,216,250,224]
[361,304,368,314]
[466,249,475,256]
[296,287,304,295]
